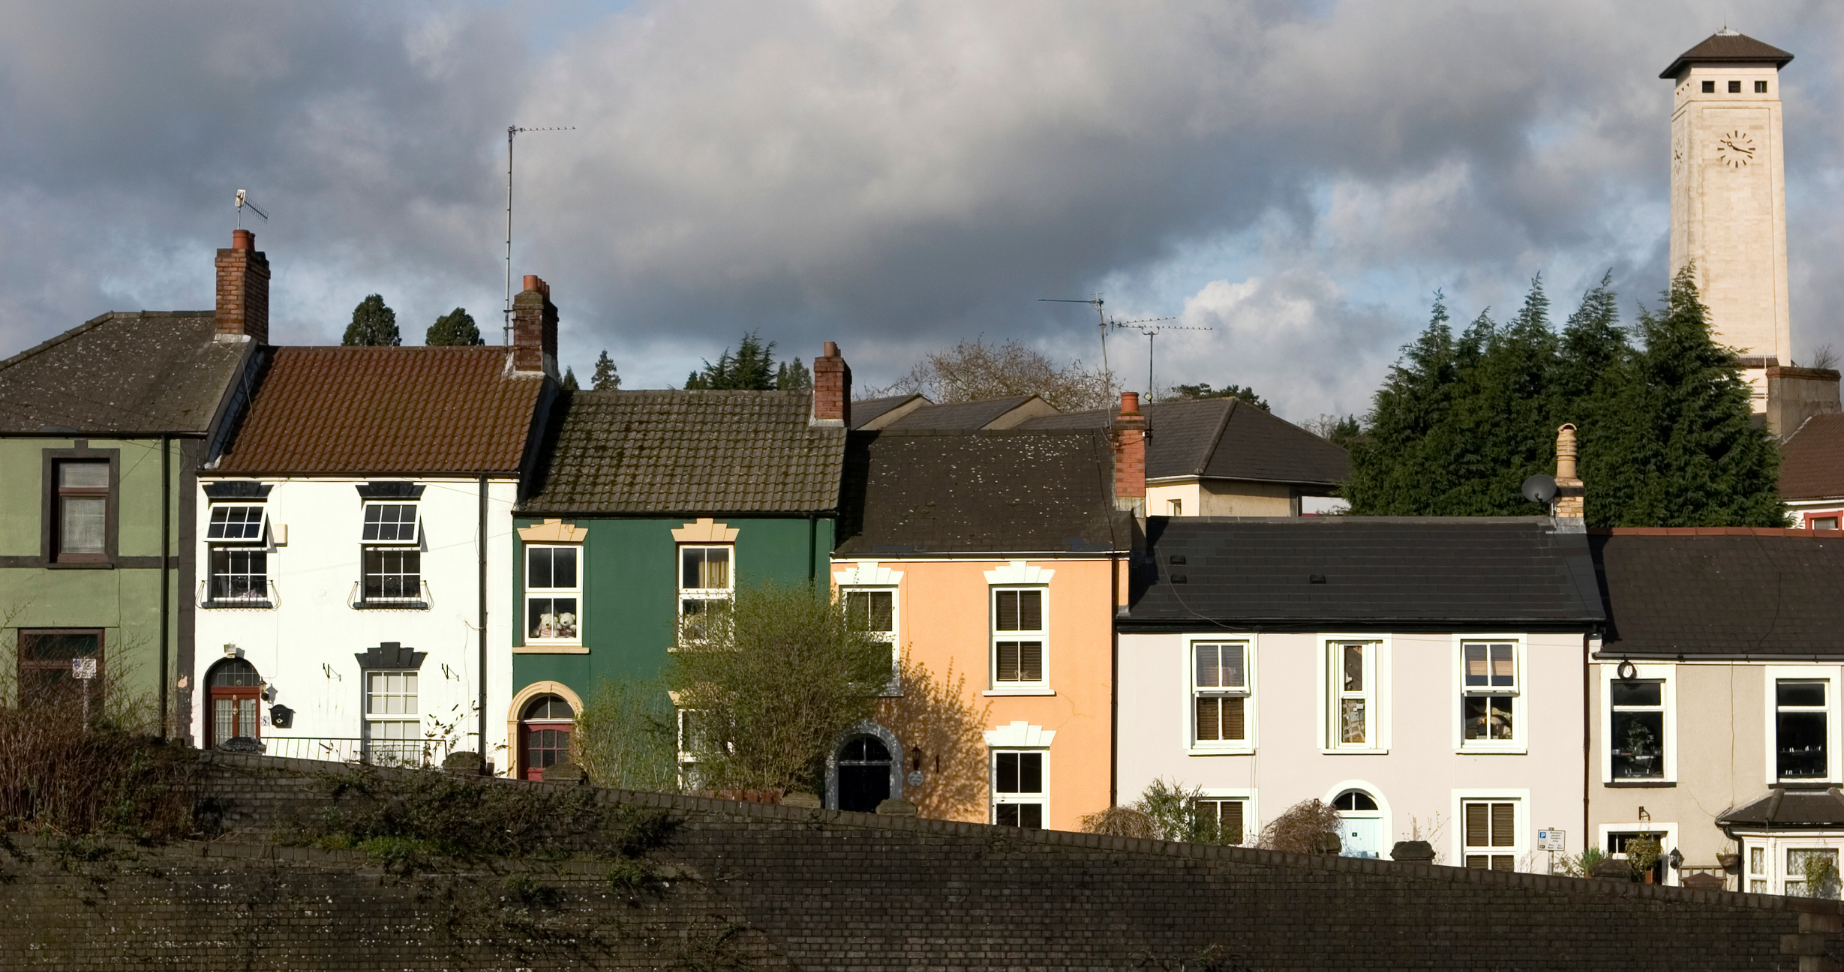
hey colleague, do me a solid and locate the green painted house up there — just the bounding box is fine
[0,233,268,731]
[507,348,851,779]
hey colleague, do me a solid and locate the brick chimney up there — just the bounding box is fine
[511,274,558,378]
[1554,423,1584,521]
[214,229,269,344]
[1114,392,1147,516]
[811,341,851,427]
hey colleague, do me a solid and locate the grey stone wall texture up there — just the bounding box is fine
[4,751,1843,970]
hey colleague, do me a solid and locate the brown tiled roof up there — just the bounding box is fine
[1780,413,1844,501]
[0,312,251,435]
[519,390,845,514]
[213,347,547,475]
[1660,31,1793,78]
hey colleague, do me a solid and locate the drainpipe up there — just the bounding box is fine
[478,475,489,765]
[1583,630,1593,855]
[159,435,171,739]
[807,513,817,588]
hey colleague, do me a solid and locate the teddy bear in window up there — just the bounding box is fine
[536,612,558,639]
[557,612,576,639]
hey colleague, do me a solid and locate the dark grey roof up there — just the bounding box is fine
[1719,787,1844,829]
[1121,517,1603,631]
[834,429,1133,556]
[1594,531,1844,658]
[0,312,251,435]
[850,394,927,429]
[1018,398,1349,487]
[879,395,1044,431]
[1661,31,1793,78]
[519,390,845,514]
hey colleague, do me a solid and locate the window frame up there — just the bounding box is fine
[16,628,105,710]
[1192,789,1256,847]
[676,543,735,645]
[990,748,1048,828]
[204,501,271,607]
[1765,666,1843,785]
[1807,512,1843,531]
[523,543,583,646]
[356,502,424,609]
[1453,636,1527,754]
[1596,822,1681,888]
[1188,638,1255,753]
[361,669,420,765]
[41,449,119,566]
[1451,790,1528,872]
[988,586,1050,693]
[360,503,420,545]
[1601,662,1676,784]
[842,586,900,695]
[1319,636,1390,754]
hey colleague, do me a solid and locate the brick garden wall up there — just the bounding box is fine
[3,751,1842,970]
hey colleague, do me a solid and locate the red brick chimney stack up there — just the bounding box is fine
[214,229,270,344]
[811,341,851,427]
[512,274,558,378]
[1114,391,1147,516]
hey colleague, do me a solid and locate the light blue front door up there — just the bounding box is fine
[1341,816,1381,858]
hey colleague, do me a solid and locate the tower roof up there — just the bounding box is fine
[1660,30,1793,79]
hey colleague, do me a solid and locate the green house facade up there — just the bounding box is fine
[508,363,850,780]
[0,303,260,732]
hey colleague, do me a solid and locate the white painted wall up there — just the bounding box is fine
[190,477,518,772]
[1118,630,1586,871]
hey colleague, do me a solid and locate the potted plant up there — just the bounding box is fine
[1626,836,1662,884]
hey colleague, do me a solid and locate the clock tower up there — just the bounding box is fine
[1662,30,1794,416]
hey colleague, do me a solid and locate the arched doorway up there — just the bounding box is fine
[518,694,574,781]
[206,657,262,749]
[835,735,894,812]
[1331,788,1383,858]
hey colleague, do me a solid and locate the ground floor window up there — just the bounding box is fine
[363,670,419,765]
[1786,848,1842,899]
[1606,831,1668,885]
[1462,799,1517,871]
[1193,797,1247,845]
[518,694,574,780]
[992,750,1046,828]
[16,629,103,711]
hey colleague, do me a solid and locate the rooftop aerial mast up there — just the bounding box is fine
[505,125,575,345]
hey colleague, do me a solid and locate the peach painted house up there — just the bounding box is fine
[829,420,1139,830]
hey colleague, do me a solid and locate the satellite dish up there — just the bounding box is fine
[1522,474,1558,505]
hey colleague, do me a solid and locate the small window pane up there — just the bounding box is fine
[1464,695,1514,740]
[1779,712,1828,779]
[61,497,106,553]
[1017,591,1042,631]
[1780,681,1826,707]
[1611,681,1662,707]
[528,547,554,588]
[996,591,1019,631]
[527,597,579,640]
[1464,644,1488,686]
[208,506,265,540]
[1490,644,1514,686]
[1340,700,1367,744]
[363,504,416,542]
[59,463,108,488]
[1342,644,1364,691]
[1018,752,1042,793]
[1611,710,1664,779]
[996,752,1019,793]
[1195,644,1220,689]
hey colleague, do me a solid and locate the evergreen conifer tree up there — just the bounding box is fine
[684,332,777,390]
[562,367,580,391]
[425,307,483,346]
[1343,293,1460,515]
[592,350,620,390]
[776,357,811,390]
[342,294,401,347]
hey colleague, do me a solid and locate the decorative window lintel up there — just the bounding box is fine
[984,560,1054,586]
[520,519,587,543]
[984,720,1056,748]
[672,518,739,543]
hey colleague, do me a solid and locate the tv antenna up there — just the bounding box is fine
[505,125,575,345]
[234,190,268,228]
[1039,295,1117,389]
[1111,317,1210,401]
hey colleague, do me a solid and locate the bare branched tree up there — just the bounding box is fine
[570,676,680,792]
[1256,798,1343,854]
[861,339,1117,411]
[877,658,992,820]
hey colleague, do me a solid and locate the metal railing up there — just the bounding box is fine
[249,736,454,767]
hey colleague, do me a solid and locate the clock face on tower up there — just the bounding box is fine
[1717,130,1756,168]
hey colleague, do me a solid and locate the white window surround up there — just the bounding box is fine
[987,721,1053,827]
[841,586,901,696]
[523,543,582,648]
[1186,636,1257,754]
[1600,662,1677,784]
[1764,664,1844,786]
[1596,822,1681,887]
[984,560,1054,586]
[989,586,1050,693]
[1449,788,1531,872]
[990,748,1049,828]
[1316,635,1391,754]
[833,560,904,587]
[983,720,1055,748]
[1451,635,1528,755]
[1195,788,1257,846]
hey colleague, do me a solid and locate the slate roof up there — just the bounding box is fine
[1718,787,1844,829]
[850,395,926,429]
[1594,531,1844,658]
[0,312,251,435]
[1660,31,1794,78]
[1780,413,1844,501]
[834,429,1133,556]
[213,346,547,475]
[1121,517,1603,631]
[879,395,1044,431]
[520,390,845,514]
[1019,398,1349,487]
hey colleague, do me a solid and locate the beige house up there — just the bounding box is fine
[1590,528,1844,892]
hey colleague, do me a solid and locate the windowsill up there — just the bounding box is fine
[1604,779,1676,788]
[513,645,589,654]
[1457,743,1528,755]
[983,688,1055,697]
[351,600,430,611]
[202,600,274,610]
[1321,747,1390,756]
[47,561,114,570]
[1187,745,1254,756]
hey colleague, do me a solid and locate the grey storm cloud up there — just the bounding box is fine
[2,1,1841,418]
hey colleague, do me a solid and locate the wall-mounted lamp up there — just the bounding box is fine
[1617,659,1638,680]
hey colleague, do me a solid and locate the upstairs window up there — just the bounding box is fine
[1756,80,1769,93]
[1330,641,1380,750]
[206,504,269,606]
[678,545,733,642]
[1461,641,1519,747]
[1701,80,1715,93]
[844,589,898,687]
[525,545,580,642]
[360,503,420,606]
[362,504,418,543]
[1193,641,1249,746]
[1728,80,1742,93]
[1168,499,1182,516]
[53,461,109,562]
[992,589,1047,688]
[1777,679,1829,781]
[1610,678,1666,780]
[207,505,265,540]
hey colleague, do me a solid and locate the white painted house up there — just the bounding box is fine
[1117,517,1603,870]
[187,278,560,771]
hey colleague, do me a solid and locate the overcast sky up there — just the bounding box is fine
[3,1,1840,421]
